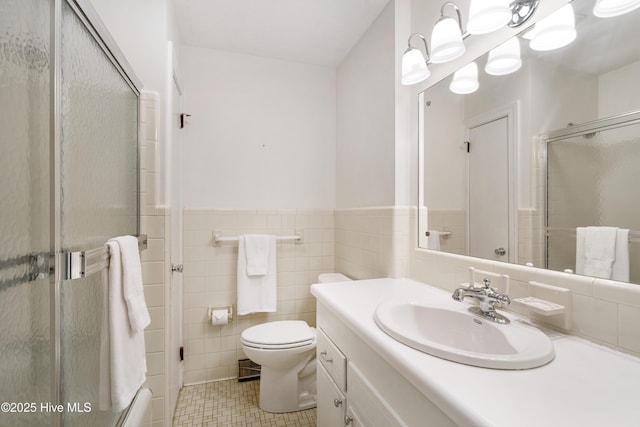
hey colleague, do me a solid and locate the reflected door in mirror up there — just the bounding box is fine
[469,117,510,261]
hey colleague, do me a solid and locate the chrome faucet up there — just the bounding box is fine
[452,278,511,324]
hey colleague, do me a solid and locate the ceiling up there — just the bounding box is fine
[172,0,390,67]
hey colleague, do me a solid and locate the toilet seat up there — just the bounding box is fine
[241,320,316,350]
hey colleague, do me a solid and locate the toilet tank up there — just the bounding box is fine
[317,273,351,283]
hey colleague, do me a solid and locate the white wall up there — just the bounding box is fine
[336,1,396,208]
[423,86,466,210]
[599,60,640,118]
[180,47,336,210]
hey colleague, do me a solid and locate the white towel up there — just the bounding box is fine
[244,234,271,276]
[576,227,629,280]
[427,230,441,250]
[612,229,630,282]
[237,235,277,315]
[100,236,150,412]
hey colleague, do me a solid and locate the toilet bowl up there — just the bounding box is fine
[241,320,317,413]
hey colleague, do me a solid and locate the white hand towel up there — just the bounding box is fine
[100,236,149,412]
[576,226,618,279]
[237,235,277,315]
[612,228,630,282]
[244,234,271,276]
[118,235,151,332]
[427,230,441,250]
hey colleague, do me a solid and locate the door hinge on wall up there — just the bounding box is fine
[180,113,191,129]
[465,141,471,153]
[179,346,184,362]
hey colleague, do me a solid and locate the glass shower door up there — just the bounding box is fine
[1,1,141,425]
[0,1,53,426]
[59,2,139,426]
[547,119,640,282]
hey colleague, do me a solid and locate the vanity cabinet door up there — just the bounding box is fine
[318,328,347,391]
[317,363,346,427]
[345,405,366,427]
[346,362,405,427]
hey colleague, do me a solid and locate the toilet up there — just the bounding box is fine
[241,320,317,413]
[240,273,351,413]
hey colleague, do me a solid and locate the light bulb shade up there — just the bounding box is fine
[467,0,512,34]
[485,37,522,76]
[430,17,465,64]
[593,0,640,17]
[529,4,577,51]
[401,47,430,85]
[449,62,479,94]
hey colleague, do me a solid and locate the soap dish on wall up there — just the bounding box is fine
[513,281,571,330]
[512,297,565,316]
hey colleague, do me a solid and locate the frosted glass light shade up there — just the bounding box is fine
[401,47,430,85]
[467,0,512,34]
[450,62,479,94]
[530,4,576,51]
[430,17,465,64]
[485,37,522,75]
[593,0,640,17]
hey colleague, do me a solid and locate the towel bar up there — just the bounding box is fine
[64,234,148,281]
[212,230,303,247]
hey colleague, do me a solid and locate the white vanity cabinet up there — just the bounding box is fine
[317,328,347,426]
[316,305,457,427]
[317,363,346,426]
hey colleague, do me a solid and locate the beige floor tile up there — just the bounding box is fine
[172,379,317,427]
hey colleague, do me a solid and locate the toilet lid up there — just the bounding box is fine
[241,320,314,346]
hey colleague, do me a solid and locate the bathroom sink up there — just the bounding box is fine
[374,300,555,369]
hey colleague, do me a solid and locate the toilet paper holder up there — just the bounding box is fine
[209,305,233,322]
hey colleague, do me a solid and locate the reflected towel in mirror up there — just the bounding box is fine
[576,227,629,281]
[427,230,441,250]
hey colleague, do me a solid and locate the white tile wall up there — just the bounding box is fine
[334,207,411,280]
[182,208,334,384]
[518,208,545,268]
[139,92,170,427]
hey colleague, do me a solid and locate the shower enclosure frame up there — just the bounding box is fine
[49,0,142,425]
[543,109,640,272]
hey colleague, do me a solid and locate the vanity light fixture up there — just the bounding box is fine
[529,3,577,51]
[449,62,479,94]
[400,0,539,85]
[508,0,540,28]
[430,2,466,64]
[467,0,512,34]
[401,33,431,86]
[593,0,640,17]
[485,37,522,75]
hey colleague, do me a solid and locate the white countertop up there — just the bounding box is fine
[311,278,640,427]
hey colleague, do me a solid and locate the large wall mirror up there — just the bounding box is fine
[419,0,640,284]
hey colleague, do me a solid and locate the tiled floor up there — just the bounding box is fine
[172,379,317,427]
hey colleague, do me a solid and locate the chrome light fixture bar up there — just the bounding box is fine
[401,0,539,85]
[508,0,540,28]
